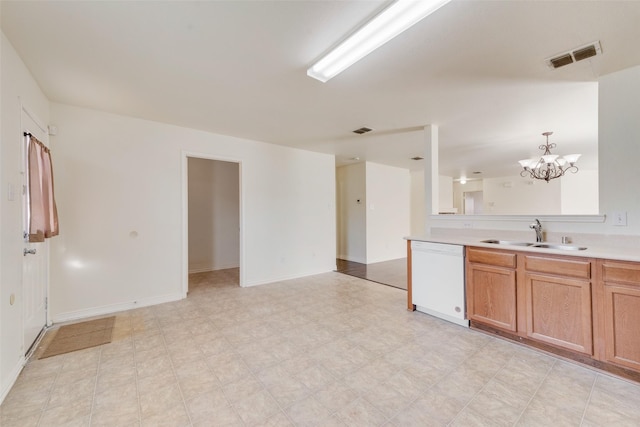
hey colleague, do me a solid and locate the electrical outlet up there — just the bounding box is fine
[613,211,627,226]
[463,222,473,228]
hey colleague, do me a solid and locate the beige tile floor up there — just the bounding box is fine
[2,269,640,426]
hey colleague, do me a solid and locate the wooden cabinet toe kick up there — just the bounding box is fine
[470,321,640,384]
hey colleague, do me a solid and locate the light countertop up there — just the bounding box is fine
[405,234,640,263]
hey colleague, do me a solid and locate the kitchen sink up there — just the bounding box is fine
[481,239,534,246]
[481,239,587,251]
[531,243,587,251]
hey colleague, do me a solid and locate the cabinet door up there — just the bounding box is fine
[602,285,640,370]
[600,260,640,371]
[525,273,593,354]
[467,264,517,332]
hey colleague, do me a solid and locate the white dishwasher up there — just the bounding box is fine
[411,241,468,327]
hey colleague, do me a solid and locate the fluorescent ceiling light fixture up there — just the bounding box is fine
[307,0,451,82]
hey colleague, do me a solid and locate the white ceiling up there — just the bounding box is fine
[3,1,640,178]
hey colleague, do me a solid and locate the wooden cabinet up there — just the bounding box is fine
[466,248,517,332]
[523,255,593,354]
[597,260,640,371]
[467,248,594,354]
[465,246,640,380]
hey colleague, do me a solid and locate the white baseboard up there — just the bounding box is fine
[51,292,185,324]
[0,356,26,405]
[188,264,239,274]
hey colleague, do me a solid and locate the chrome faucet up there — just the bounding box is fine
[530,219,543,242]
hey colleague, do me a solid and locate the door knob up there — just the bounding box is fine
[23,248,37,256]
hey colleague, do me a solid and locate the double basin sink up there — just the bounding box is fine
[481,239,587,251]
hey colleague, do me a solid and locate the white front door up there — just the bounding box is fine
[22,107,49,354]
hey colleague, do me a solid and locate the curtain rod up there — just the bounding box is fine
[23,132,50,153]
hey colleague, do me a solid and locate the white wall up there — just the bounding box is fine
[48,103,336,322]
[561,169,599,215]
[410,170,426,236]
[365,162,410,263]
[187,158,239,273]
[450,173,598,216]
[0,32,51,402]
[483,176,562,215]
[599,65,640,234]
[336,163,367,263]
[438,175,455,213]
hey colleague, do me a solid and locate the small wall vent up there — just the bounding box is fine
[545,41,602,69]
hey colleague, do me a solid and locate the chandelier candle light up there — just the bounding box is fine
[519,132,581,183]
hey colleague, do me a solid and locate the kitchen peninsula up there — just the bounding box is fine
[406,233,640,383]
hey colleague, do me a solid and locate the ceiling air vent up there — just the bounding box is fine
[549,53,574,69]
[353,127,373,134]
[545,41,602,69]
[573,44,598,62]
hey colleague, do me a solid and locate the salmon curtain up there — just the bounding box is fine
[26,133,59,242]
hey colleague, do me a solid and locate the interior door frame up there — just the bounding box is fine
[181,151,244,295]
[20,101,52,350]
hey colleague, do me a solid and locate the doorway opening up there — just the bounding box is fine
[334,163,409,290]
[463,190,484,215]
[184,155,241,294]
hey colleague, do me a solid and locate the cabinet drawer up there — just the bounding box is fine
[468,248,516,268]
[524,255,591,279]
[602,260,640,286]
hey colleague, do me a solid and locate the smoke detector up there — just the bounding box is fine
[545,41,602,69]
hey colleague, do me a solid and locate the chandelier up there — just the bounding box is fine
[518,132,581,183]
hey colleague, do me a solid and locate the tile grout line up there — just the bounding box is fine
[579,372,599,426]
[511,358,557,426]
[243,319,335,426]
[209,349,255,426]
[189,318,245,426]
[154,307,197,426]
[353,329,432,425]
[86,343,103,426]
[130,314,144,426]
[443,337,514,426]
[35,349,66,427]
